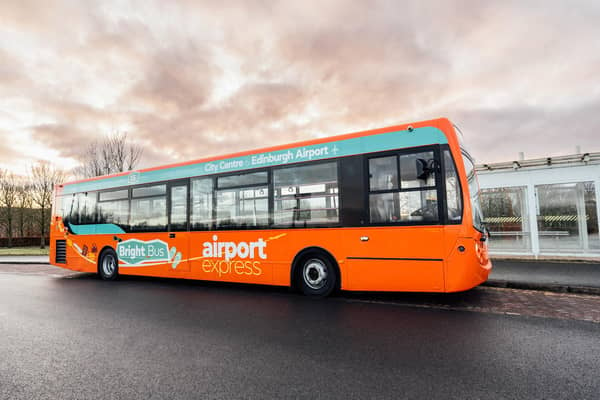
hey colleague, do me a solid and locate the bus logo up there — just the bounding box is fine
[200,235,267,277]
[202,235,267,261]
[117,239,170,266]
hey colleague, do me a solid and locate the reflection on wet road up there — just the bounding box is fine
[1,264,599,399]
[3,263,599,323]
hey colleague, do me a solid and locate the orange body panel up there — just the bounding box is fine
[49,118,492,293]
[50,224,490,293]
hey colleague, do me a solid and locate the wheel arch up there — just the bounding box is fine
[290,246,341,291]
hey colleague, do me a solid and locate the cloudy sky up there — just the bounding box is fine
[1,0,599,176]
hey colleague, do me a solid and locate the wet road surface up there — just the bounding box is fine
[1,264,599,399]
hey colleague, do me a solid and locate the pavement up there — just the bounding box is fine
[0,255,49,264]
[1,254,600,295]
[485,259,600,295]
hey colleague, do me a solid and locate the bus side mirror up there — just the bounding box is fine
[416,159,432,180]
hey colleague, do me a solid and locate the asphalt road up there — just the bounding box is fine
[1,265,599,399]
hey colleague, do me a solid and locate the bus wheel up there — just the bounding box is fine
[299,255,337,297]
[99,248,119,281]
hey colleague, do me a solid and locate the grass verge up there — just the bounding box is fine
[0,247,50,256]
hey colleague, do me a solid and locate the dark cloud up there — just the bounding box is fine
[124,45,215,113]
[30,124,91,159]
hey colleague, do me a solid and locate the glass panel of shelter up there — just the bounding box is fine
[480,186,530,252]
[536,182,599,253]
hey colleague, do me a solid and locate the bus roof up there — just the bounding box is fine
[60,117,455,195]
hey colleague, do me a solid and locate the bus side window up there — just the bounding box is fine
[79,192,97,224]
[273,162,339,227]
[369,156,398,191]
[130,184,167,232]
[170,185,188,231]
[216,172,269,229]
[61,194,77,227]
[97,189,130,229]
[399,152,436,188]
[444,150,463,222]
[191,178,214,230]
[368,151,438,224]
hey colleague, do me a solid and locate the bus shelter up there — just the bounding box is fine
[477,152,600,259]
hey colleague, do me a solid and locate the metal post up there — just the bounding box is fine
[576,183,588,252]
[595,178,600,252]
[527,183,540,257]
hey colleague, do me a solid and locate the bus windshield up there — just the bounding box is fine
[461,150,485,233]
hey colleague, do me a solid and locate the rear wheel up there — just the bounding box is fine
[99,248,119,280]
[299,254,337,297]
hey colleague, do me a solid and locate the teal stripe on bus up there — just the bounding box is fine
[63,126,448,194]
[69,223,126,235]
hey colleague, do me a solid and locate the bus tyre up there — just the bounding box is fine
[299,255,337,298]
[99,248,119,281]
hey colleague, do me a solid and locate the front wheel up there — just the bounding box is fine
[99,248,119,280]
[299,256,337,297]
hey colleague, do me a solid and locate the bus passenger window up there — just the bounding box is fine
[130,184,167,231]
[218,172,267,188]
[368,150,439,224]
[79,192,97,224]
[399,152,436,188]
[97,189,129,228]
[402,190,438,221]
[216,187,269,228]
[191,178,213,230]
[273,162,339,226]
[216,172,269,229]
[60,194,77,227]
[97,202,129,227]
[369,156,398,190]
[444,150,463,222]
[170,185,188,230]
[369,193,398,223]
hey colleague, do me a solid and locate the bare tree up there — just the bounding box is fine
[77,141,105,178]
[75,132,143,178]
[16,177,33,238]
[31,162,66,249]
[0,170,19,247]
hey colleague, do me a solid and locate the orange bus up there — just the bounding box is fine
[50,118,491,296]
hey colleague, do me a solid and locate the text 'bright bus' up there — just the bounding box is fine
[50,118,491,297]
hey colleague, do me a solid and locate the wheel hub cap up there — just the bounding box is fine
[303,259,328,290]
